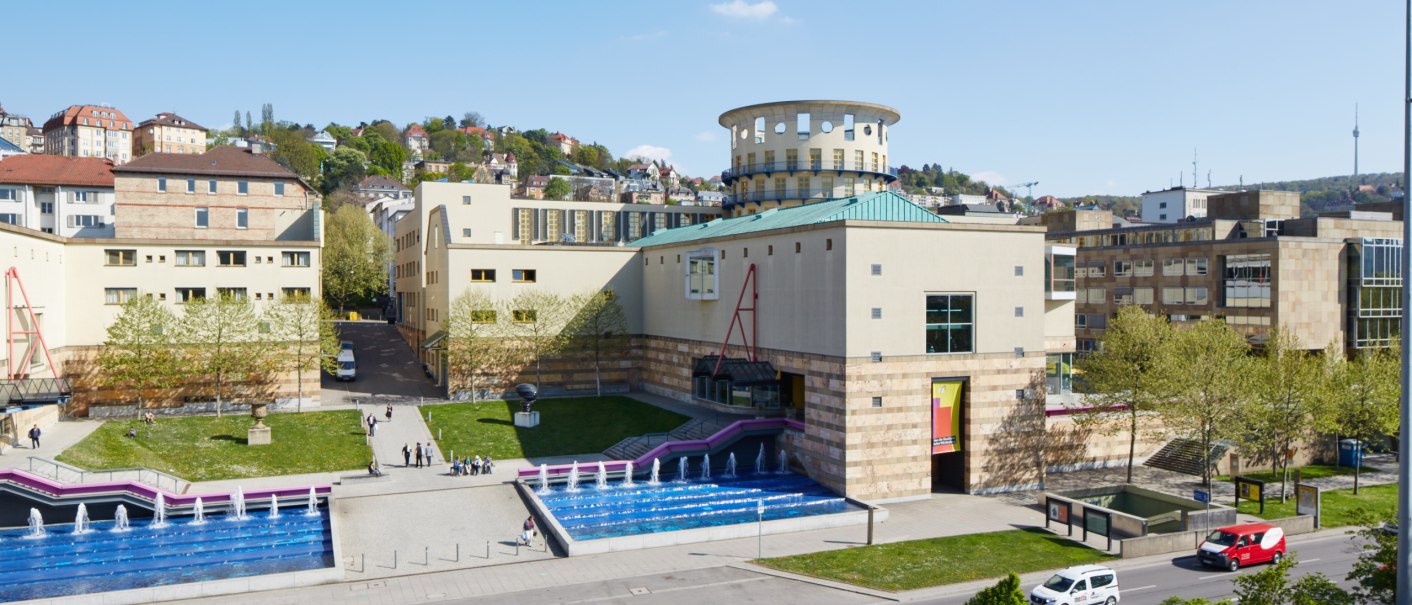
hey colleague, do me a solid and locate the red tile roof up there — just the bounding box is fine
[43,105,133,132]
[113,146,304,182]
[405,124,428,138]
[0,155,114,187]
[137,112,206,132]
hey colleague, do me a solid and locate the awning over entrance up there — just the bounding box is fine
[692,355,777,387]
[0,377,72,405]
[421,331,448,350]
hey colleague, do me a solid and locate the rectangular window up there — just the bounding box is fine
[1162,287,1185,305]
[470,269,496,282]
[1135,288,1154,305]
[512,310,537,323]
[281,287,311,299]
[157,177,167,192]
[274,182,285,196]
[871,152,879,172]
[174,250,205,267]
[512,269,537,283]
[774,176,786,198]
[39,203,53,214]
[195,207,209,228]
[1186,287,1210,305]
[809,148,821,170]
[208,179,217,194]
[1134,259,1154,277]
[763,150,775,169]
[1076,313,1087,328]
[216,287,247,300]
[832,148,844,170]
[104,287,137,305]
[1186,257,1208,276]
[686,251,718,299]
[238,181,249,195]
[0,189,14,201]
[236,208,249,229]
[1162,258,1184,276]
[281,251,310,267]
[821,176,833,198]
[1114,260,1132,277]
[104,249,136,266]
[855,150,864,170]
[462,228,473,238]
[796,112,810,140]
[797,176,810,198]
[1112,287,1133,305]
[926,294,974,354]
[175,287,205,302]
[217,250,246,267]
[785,148,798,170]
[1222,254,1271,308]
[1087,287,1105,303]
[1088,262,1105,278]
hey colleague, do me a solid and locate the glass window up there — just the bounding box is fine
[238,181,249,195]
[175,287,205,302]
[274,182,285,196]
[785,148,798,170]
[513,269,536,283]
[236,208,249,229]
[925,294,974,354]
[687,252,718,299]
[216,287,247,300]
[216,250,246,267]
[282,287,311,299]
[1087,288,1105,303]
[1187,287,1209,305]
[174,250,205,267]
[104,249,136,266]
[281,251,310,267]
[470,310,496,323]
[1135,288,1154,305]
[0,189,14,201]
[1088,262,1105,278]
[1187,257,1208,276]
[512,309,537,323]
[157,177,167,192]
[1162,287,1184,305]
[1134,259,1154,277]
[208,180,217,194]
[470,269,496,282]
[195,207,209,228]
[1048,252,1075,294]
[1113,287,1134,305]
[1047,353,1073,395]
[186,179,195,193]
[104,287,137,305]
[1114,260,1132,277]
[1163,258,1184,276]
[1222,254,1271,308]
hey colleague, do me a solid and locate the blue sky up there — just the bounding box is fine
[2,1,1402,197]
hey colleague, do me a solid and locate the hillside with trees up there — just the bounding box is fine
[1057,172,1403,218]
[896,164,1011,198]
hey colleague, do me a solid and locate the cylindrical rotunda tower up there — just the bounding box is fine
[719,100,899,216]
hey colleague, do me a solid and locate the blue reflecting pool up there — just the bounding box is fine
[538,473,861,541]
[0,509,333,603]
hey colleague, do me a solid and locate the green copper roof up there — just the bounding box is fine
[631,191,947,247]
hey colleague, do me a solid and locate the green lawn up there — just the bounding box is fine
[1234,482,1398,528]
[422,396,689,460]
[756,528,1115,592]
[57,410,371,482]
[1217,464,1378,484]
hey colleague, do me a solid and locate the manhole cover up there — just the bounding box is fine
[629,587,651,596]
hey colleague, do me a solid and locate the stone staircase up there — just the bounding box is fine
[1143,438,1236,476]
[603,416,735,461]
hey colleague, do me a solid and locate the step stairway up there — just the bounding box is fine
[1142,438,1236,476]
[602,416,735,461]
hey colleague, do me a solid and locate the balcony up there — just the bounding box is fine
[724,189,849,208]
[721,161,899,185]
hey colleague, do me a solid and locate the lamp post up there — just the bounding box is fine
[1400,2,1412,602]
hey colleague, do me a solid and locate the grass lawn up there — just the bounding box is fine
[755,528,1115,592]
[1234,481,1398,527]
[422,396,689,460]
[57,410,370,482]
[1217,464,1378,484]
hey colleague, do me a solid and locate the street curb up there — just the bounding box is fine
[728,562,901,601]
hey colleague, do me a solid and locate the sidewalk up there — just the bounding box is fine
[0,418,102,470]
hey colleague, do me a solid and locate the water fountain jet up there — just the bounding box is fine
[113,505,130,532]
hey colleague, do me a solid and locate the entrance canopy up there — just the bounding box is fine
[692,355,777,386]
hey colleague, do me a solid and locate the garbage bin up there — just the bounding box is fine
[1339,439,1363,467]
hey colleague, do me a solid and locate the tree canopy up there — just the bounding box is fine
[322,205,391,312]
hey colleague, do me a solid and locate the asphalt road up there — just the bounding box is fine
[914,531,1364,605]
[320,321,443,405]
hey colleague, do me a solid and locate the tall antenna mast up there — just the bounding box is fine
[1207,170,1212,188]
[1353,102,1361,179]
[1192,149,1199,190]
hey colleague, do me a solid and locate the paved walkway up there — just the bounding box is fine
[0,418,102,470]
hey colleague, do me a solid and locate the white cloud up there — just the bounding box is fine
[694,131,718,142]
[710,0,777,20]
[972,170,1007,186]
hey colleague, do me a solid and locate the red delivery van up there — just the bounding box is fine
[1197,523,1286,572]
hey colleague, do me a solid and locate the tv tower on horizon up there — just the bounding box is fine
[1353,103,1360,178]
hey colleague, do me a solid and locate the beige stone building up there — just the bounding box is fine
[719,100,899,217]
[132,112,208,156]
[1039,190,1403,354]
[42,104,134,164]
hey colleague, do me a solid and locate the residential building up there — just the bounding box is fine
[353,175,411,201]
[720,100,899,216]
[1040,189,1402,354]
[694,190,726,206]
[367,195,413,308]
[1033,195,1064,210]
[308,130,337,152]
[666,187,696,204]
[1139,186,1225,223]
[626,163,659,180]
[0,107,35,152]
[0,155,116,236]
[548,132,578,155]
[42,105,134,164]
[520,175,549,199]
[404,124,429,154]
[132,112,207,157]
[416,159,450,174]
[24,127,43,154]
[110,146,318,241]
[0,137,23,159]
[484,152,517,183]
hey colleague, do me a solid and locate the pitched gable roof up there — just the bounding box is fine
[0,155,114,187]
[631,191,947,247]
[356,175,409,191]
[113,146,303,181]
[138,112,205,131]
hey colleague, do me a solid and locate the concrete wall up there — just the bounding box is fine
[113,174,316,241]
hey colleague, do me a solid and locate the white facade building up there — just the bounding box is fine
[1139,187,1224,223]
[0,155,116,237]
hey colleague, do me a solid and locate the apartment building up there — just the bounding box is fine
[1040,190,1403,353]
[1139,186,1225,223]
[0,155,117,237]
[132,112,208,156]
[353,175,410,201]
[42,105,134,164]
[111,146,318,241]
[0,108,34,152]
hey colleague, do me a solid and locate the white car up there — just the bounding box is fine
[1029,565,1120,605]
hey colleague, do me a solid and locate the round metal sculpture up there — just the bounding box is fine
[515,383,538,413]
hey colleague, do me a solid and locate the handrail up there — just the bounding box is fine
[721,161,899,183]
[521,417,803,479]
[26,456,189,494]
[0,467,331,509]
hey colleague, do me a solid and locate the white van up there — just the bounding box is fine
[336,351,357,381]
[1029,565,1120,605]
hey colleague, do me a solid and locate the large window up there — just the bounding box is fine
[281,251,310,267]
[282,287,311,299]
[1134,259,1154,277]
[512,269,536,283]
[217,250,247,267]
[175,287,205,302]
[925,294,974,354]
[104,288,137,305]
[216,287,247,300]
[686,250,718,300]
[1046,352,1073,395]
[471,310,497,323]
[105,249,136,266]
[174,250,205,267]
[1351,238,1404,348]
[1223,254,1271,308]
[1114,260,1132,277]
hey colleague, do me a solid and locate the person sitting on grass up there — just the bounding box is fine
[125,426,138,439]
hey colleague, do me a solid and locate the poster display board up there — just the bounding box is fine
[931,381,962,454]
[1234,476,1266,515]
[1295,483,1320,528]
[1046,496,1072,536]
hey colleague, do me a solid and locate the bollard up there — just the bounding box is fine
[456,543,460,562]
[393,550,398,569]
[438,428,442,440]
[424,546,429,565]
[361,553,365,573]
[485,540,490,559]
[867,508,875,545]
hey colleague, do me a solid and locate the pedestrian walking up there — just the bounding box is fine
[424,442,435,465]
[28,425,40,448]
[369,417,378,437]
[520,516,536,546]
[385,404,393,422]
[402,443,411,467]
[414,441,424,468]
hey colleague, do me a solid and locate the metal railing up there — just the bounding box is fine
[26,457,188,494]
[724,189,857,206]
[721,161,899,183]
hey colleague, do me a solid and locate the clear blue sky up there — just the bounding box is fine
[2,1,1402,197]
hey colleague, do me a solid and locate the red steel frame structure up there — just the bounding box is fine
[5,267,58,380]
[712,263,759,377]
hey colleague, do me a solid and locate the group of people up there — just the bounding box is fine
[451,454,494,476]
[365,405,394,438]
[402,441,437,467]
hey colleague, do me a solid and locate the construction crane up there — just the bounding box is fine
[1014,181,1038,203]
